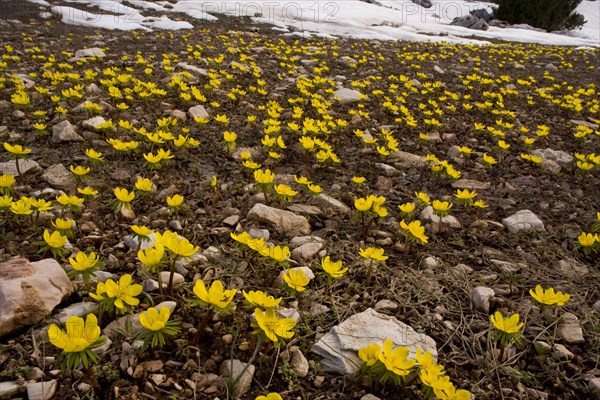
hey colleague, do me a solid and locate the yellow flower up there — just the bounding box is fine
[321,256,348,279]
[254,308,295,343]
[254,169,275,185]
[56,194,84,207]
[30,198,53,212]
[70,165,90,177]
[352,176,366,185]
[294,175,311,186]
[578,232,597,247]
[166,194,184,207]
[378,339,416,377]
[283,268,310,292]
[114,187,135,203]
[85,148,104,162]
[48,314,100,353]
[103,274,143,310]
[529,285,570,306]
[3,142,31,156]
[434,383,471,400]
[139,306,171,331]
[355,196,374,212]
[358,343,382,367]
[414,191,431,205]
[457,146,473,156]
[359,247,388,261]
[473,199,489,209]
[242,290,282,310]
[454,189,477,202]
[266,245,290,263]
[398,202,416,215]
[0,174,16,191]
[481,153,497,166]
[10,198,33,215]
[214,114,229,125]
[52,218,74,230]
[307,184,322,194]
[490,311,523,334]
[0,195,13,208]
[223,131,237,143]
[400,219,428,244]
[43,230,67,249]
[77,186,98,197]
[69,252,100,271]
[156,230,198,257]
[255,393,283,400]
[135,177,154,192]
[193,279,237,311]
[432,200,452,217]
[132,225,153,237]
[138,244,165,269]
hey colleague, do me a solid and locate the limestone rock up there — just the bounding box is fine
[419,206,462,233]
[0,381,24,398]
[291,349,309,377]
[52,120,83,143]
[291,242,323,261]
[502,210,545,234]
[82,116,108,131]
[188,105,209,120]
[42,164,71,189]
[314,193,351,214]
[75,48,105,58]
[247,203,310,237]
[26,379,57,400]
[531,148,573,164]
[0,258,73,337]
[334,88,363,104]
[219,359,255,398]
[52,302,99,324]
[311,308,437,374]
[451,179,490,190]
[0,158,42,176]
[389,151,427,167]
[472,286,495,314]
[556,258,589,277]
[558,313,584,344]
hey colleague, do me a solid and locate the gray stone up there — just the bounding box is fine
[291,242,323,261]
[0,382,24,398]
[593,300,600,312]
[93,336,112,355]
[75,48,105,58]
[389,150,427,167]
[52,302,99,324]
[287,203,324,216]
[219,359,255,398]
[554,344,574,360]
[419,206,462,233]
[450,15,489,30]
[82,116,108,131]
[472,286,495,313]
[248,228,269,241]
[531,148,573,164]
[544,63,559,72]
[0,258,73,337]
[103,301,176,337]
[422,256,440,269]
[589,378,600,397]
[188,105,209,120]
[558,313,584,344]
[412,0,432,8]
[247,203,310,237]
[289,236,324,249]
[451,179,491,190]
[374,299,398,310]
[502,210,545,234]
[314,194,350,214]
[375,163,399,176]
[540,160,561,175]
[556,258,589,277]
[42,164,71,189]
[0,158,42,176]
[470,8,492,21]
[310,308,437,374]
[26,379,57,400]
[291,349,309,377]
[176,62,209,76]
[334,88,363,104]
[570,119,599,130]
[361,395,381,400]
[223,215,240,226]
[433,65,445,74]
[52,120,83,143]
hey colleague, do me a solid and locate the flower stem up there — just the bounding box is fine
[84,365,100,392]
[157,270,164,296]
[167,256,178,297]
[366,259,373,286]
[192,309,214,344]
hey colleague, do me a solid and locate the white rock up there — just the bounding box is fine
[188,105,209,120]
[556,258,589,277]
[419,206,462,233]
[472,286,495,313]
[502,210,545,234]
[75,47,105,58]
[248,228,270,241]
[558,313,585,344]
[0,381,23,398]
[159,271,185,286]
[451,179,491,190]
[0,258,73,337]
[52,302,99,324]
[42,164,71,189]
[421,256,440,269]
[389,150,427,167]
[374,299,398,310]
[289,236,324,249]
[589,378,600,395]
[531,148,573,164]
[247,203,310,237]
[0,158,42,176]
[334,88,363,104]
[26,379,57,400]
[219,359,255,398]
[277,307,301,322]
[82,116,108,131]
[176,62,209,76]
[314,193,351,214]
[291,349,309,377]
[291,242,323,261]
[554,344,574,360]
[52,120,83,143]
[311,308,437,374]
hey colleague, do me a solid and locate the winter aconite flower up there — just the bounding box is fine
[359,247,388,261]
[378,339,416,383]
[113,187,135,211]
[192,279,237,313]
[283,268,310,293]
[255,393,283,400]
[253,308,296,345]
[89,274,142,314]
[40,229,68,259]
[243,290,282,310]
[358,343,382,367]
[529,285,570,307]
[156,230,198,258]
[0,174,16,195]
[68,251,103,290]
[321,256,348,280]
[138,306,180,350]
[400,219,429,245]
[47,314,104,370]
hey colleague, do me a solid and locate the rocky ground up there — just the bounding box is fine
[0,1,599,399]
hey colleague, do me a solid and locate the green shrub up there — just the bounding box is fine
[493,0,586,32]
